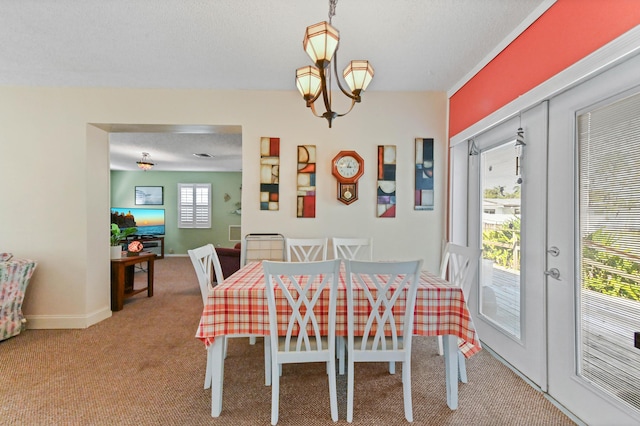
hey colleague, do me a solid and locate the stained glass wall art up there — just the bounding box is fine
[415,138,434,210]
[296,145,316,218]
[260,137,279,211]
[377,145,396,217]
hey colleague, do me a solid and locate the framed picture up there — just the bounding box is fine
[135,186,164,205]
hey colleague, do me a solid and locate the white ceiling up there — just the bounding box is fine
[0,0,549,171]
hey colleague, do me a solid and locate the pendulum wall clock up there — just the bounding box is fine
[331,150,364,205]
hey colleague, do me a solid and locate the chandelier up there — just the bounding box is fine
[136,152,155,171]
[295,0,374,128]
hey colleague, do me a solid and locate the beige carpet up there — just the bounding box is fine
[0,257,575,425]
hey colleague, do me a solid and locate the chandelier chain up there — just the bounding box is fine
[328,0,337,23]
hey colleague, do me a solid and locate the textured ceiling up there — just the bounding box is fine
[0,0,549,171]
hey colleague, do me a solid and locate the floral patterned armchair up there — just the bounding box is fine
[0,253,37,341]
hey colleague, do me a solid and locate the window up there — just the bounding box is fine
[178,183,211,228]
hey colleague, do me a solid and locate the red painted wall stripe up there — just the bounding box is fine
[449,0,640,138]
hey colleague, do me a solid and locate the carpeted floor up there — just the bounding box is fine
[0,257,576,425]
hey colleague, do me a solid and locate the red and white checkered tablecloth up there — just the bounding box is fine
[195,260,481,358]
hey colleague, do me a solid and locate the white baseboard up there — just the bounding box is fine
[25,306,112,329]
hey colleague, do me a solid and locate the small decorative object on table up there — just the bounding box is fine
[127,240,144,256]
[110,223,137,259]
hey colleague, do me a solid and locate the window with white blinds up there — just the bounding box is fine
[178,183,211,228]
[578,90,640,409]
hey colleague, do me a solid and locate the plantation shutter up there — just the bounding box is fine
[178,183,211,228]
[578,90,640,406]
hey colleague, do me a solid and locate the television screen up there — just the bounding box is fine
[111,208,165,236]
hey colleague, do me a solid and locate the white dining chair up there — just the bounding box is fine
[332,237,373,261]
[263,259,341,425]
[188,244,222,389]
[437,242,482,383]
[437,242,482,354]
[344,259,423,423]
[331,237,373,375]
[285,237,328,262]
[188,244,263,389]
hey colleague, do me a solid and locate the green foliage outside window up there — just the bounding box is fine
[582,229,640,302]
[482,217,520,271]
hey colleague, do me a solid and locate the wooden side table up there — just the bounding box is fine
[110,251,156,311]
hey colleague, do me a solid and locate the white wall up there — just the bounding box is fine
[0,87,446,328]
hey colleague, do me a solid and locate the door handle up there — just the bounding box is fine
[544,268,560,280]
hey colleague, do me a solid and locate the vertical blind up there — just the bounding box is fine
[178,183,211,228]
[578,90,640,410]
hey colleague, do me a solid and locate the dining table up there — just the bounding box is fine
[196,259,481,417]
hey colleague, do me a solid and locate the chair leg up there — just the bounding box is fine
[437,335,444,355]
[458,350,468,383]
[223,336,228,359]
[205,346,213,389]
[249,335,257,345]
[337,337,346,375]
[328,358,338,422]
[264,337,271,386]
[402,361,413,422]
[347,359,355,423]
[389,362,395,374]
[271,360,280,425]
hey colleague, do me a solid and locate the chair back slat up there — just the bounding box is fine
[346,259,422,353]
[263,259,340,353]
[285,238,328,262]
[439,243,482,299]
[188,244,224,305]
[332,237,373,260]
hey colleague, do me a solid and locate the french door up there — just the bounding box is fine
[466,102,548,389]
[546,52,640,425]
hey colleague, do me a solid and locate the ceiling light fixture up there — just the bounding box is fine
[295,0,374,128]
[136,152,155,171]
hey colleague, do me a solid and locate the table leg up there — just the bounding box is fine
[111,264,125,311]
[210,337,225,417]
[147,258,154,297]
[443,334,459,410]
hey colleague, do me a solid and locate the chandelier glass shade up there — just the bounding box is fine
[295,1,374,128]
[303,22,339,65]
[136,152,155,171]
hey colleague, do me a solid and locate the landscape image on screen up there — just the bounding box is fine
[111,208,165,236]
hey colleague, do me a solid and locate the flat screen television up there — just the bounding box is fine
[111,207,165,236]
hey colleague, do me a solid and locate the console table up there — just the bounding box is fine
[110,251,156,311]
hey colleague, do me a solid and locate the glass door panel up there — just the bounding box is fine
[577,90,640,411]
[480,143,521,339]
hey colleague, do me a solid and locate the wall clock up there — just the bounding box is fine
[331,150,364,205]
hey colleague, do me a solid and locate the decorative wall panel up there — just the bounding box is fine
[415,138,434,211]
[377,145,396,217]
[296,145,316,218]
[260,137,280,211]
